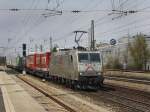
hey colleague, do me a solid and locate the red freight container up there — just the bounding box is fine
[40,52,51,72]
[26,52,51,73]
[26,53,36,70]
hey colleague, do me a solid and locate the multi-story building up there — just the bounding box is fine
[97,35,150,70]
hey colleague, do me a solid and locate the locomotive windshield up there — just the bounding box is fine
[78,53,88,62]
[78,53,100,63]
[89,53,100,62]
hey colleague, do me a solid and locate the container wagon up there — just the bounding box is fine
[26,52,51,77]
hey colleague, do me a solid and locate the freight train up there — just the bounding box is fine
[26,52,51,77]
[6,49,104,89]
[6,55,23,72]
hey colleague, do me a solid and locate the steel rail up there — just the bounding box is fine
[104,76,150,85]
[90,91,148,112]
[101,90,150,107]
[17,75,77,112]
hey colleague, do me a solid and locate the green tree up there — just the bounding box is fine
[52,44,59,52]
[129,34,150,70]
[105,56,121,69]
[52,47,57,52]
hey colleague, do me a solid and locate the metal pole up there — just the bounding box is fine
[50,37,53,52]
[90,22,92,50]
[40,44,43,52]
[35,44,37,52]
[91,20,95,50]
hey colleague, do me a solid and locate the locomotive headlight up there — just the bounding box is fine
[97,72,101,75]
[80,72,83,75]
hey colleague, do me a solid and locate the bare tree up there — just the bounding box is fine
[129,34,150,70]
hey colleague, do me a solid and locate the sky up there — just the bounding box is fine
[0,0,150,56]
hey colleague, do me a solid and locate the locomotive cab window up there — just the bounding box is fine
[78,53,88,63]
[89,53,100,62]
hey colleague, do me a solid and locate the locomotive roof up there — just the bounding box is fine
[52,50,101,56]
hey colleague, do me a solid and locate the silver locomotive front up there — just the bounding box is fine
[77,51,104,87]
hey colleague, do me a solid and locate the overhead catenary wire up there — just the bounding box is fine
[13,0,63,42]
[102,24,150,40]
[5,0,37,54]
[51,2,118,45]
[9,0,42,52]
[95,13,150,36]
[11,0,39,45]
[94,2,150,35]
[97,21,150,39]
[53,2,150,40]
[46,0,106,43]
[10,0,64,49]
[68,1,150,34]
[125,0,147,10]
[51,12,150,45]
[4,0,150,50]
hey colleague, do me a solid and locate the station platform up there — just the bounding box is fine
[0,71,46,112]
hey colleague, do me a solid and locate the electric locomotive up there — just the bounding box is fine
[49,49,104,89]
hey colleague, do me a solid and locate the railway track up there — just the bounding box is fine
[75,85,150,112]
[18,75,150,112]
[43,77,150,112]
[7,69,150,112]
[97,89,150,112]
[17,75,76,112]
[16,75,110,112]
[104,84,150,99]
[104,76,150,85]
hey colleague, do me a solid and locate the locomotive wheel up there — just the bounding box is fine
[67,80,70,88]
[70,80,75,89]
[62,78,65,85]
[58,77,62,84]
[69,80,74,89]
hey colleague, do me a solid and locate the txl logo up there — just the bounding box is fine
[85,64,95,72]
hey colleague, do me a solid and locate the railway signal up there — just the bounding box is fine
[22,43,26,75]
[22,43,26,57]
